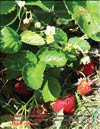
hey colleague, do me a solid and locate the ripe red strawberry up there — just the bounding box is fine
[77,61,94,76]
[14,80,33,96]
[77,79,92,95]
[63,93,76,114]
[30,105,46,120]
[52,93,76,115]
[51,98,65,112]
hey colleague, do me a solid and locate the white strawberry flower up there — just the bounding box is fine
[44,25,55,36]
[80,55,90,65]
[16,1,25,8]
[46,35,54,44]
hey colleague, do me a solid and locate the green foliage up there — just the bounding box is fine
[41,77,61,102]
[38,48,67,67]
[21,30,45,46]
[0,27,22,53]
[3,50,37,71]
[54,1,71,20]
[64,1,100,41]
[0,1,99,128]
[68,37,90,53]
[34,9,53,25]
[0,1,16,14]
[54,28,68,45]
[66,51,78,68]
[26,0,54,12]
[5,69,21,80]
[0,12,16,27]
[47,67,61,79]
[22,61,46,90]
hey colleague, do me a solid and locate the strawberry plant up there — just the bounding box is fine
[0,1,100,129]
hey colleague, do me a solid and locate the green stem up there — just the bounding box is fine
[16,9,25,32]
[4,8,22,28]
[0,80,8,92]
[16,95,35,121]
[78,71,86,78]
[26,96,36,121]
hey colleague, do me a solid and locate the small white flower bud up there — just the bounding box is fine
[34,21,41,29]
[16,1,25,8]
[23,17,30,24]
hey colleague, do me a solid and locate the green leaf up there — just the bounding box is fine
[21,30,45,46]
[54,28,68,45]
[34,8,53,24]
[65,51,78,68]
[41,1,54,11]
[68,37,90,52]
[26,0,54,12]
[35,90,44,103]
[22,61,46,90]
[5,69,21,80]
[64,1,100,41]
[0,12,16,27]
[47,67,61,79]
[0,1,16,14]
[38,48,67,67]
[54,1,71,20]
[3,50,37,71]
[41,77,61,102]
[0,27,22,53]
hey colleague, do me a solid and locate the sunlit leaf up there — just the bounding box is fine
[38,48,67,67]
[21,30,45,46]
[0,27,22,53]
[22,61,46,90]
[0,1,16,14]
[42,77,61,102]
[64,1,100,41]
